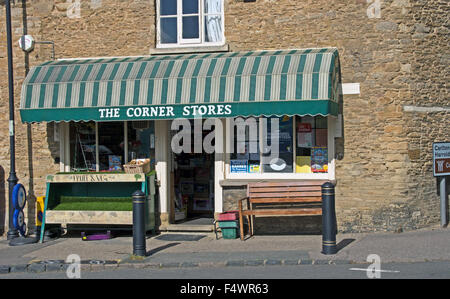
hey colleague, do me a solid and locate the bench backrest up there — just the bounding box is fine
[247,181,327,204]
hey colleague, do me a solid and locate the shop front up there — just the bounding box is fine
[20,48,341,232]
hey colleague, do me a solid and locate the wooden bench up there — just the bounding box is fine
[238,181,327,241]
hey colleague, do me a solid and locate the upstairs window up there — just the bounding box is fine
[157,0,224,48]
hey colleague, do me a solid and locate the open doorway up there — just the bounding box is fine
[171,119,215,224]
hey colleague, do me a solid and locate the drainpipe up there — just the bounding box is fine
[5,0,19,240]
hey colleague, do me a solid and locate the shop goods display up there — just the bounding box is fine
[124,158,151,174]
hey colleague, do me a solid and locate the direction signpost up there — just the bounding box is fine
[433,142,450,227]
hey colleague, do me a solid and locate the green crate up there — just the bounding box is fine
[218,220,238,228]
[222,227,239,239]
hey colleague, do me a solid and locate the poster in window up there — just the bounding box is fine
[108,155,122,171]
[297,122,312,133]
[297,121,313,148]
[296,156,312,173]
[297,132,313,148]
[230,160,248,173]
[311,147,328,173]
[248,164,260,173]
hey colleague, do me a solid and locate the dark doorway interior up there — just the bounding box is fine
[172,120,215,222]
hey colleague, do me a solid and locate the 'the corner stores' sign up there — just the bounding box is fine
[433,142,450,177]
[20,101,338,123]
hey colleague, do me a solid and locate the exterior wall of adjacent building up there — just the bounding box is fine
[0,0,448,235]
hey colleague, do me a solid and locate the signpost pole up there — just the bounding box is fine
[440,176,448,228]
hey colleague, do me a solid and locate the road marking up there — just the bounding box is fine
[349,267,400,273]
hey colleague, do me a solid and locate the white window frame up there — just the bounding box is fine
[224,116,336,181]
[156,0,225,48]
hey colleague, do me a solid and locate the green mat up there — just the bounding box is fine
[52,196,133,211]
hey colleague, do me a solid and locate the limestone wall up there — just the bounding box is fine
[0,0,448,234]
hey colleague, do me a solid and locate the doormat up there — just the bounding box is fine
[155,234,206,242]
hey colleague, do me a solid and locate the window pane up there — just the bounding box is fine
[182,16,199,39]
[204,0,222,13]
[262,116,293,173]
[160,17,178,43]
[295,116,328,173]
[98,122,124,171]
[128,121,156,171]
[160,0,177,15]
[230,117,260,174]
[183,0,199,14]
[69,122,96,172]
[204,15,222,42]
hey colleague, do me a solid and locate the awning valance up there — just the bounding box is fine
[20,48,340,123]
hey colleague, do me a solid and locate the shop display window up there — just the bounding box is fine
[66,121,155,172]
[98,122,125,171]
[69,122,96,172]
[262,116,294,173]
[295,115,328,173]
[230,117,260,173]
[127,121,156,171]
[228,115,329,175]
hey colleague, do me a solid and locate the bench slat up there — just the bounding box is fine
[242,208,322,216]
[248,181,326,187]
[249,197,322,203]
[249,191,322,198]
[249,186,322,193]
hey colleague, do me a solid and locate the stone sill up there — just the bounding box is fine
[149,44,229,55]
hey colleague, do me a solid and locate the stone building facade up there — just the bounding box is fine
[0,0,448,235]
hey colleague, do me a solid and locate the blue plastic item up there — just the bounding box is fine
[12,184,27,210]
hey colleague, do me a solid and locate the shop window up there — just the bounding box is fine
[262,116,294,173]
[228,115,329,175]
[127,121,156,171]
[98,122,125,171]
[230,117,260,173]
[69,122,96,172]
[66,121,155,172]
[157,0,224,47]
[295,116,328,173]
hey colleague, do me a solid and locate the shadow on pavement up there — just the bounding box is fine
[146,242,180,257]
[336,238,355,253]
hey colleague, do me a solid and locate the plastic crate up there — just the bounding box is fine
[222,227,239,239]
[218,220,238,228]
[217,211,239,221]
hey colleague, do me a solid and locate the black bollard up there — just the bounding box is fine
[321,182,337,255]
[132,190,146,257]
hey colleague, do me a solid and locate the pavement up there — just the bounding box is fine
[0,224,448,275]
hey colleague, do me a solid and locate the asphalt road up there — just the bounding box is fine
[1,261,449,280]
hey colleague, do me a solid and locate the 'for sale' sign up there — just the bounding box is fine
[433,142,450,176]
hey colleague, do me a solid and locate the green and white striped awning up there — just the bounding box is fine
[20,48,340,123]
